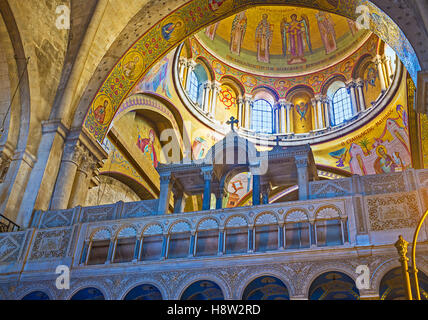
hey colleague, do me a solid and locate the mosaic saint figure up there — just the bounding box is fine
[347,18,359,36]
[255,14,273,63]
[161,20,183,41]
[205,22,220,40]
[281,14,312,65]
[374,145,396,174]
[123,56,140,79]
[137,129,158,168]
[94,100,109,124]
[316,11,337,54]
[230,11,247,55]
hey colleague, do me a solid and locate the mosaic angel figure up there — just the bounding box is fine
[281,14,312,65]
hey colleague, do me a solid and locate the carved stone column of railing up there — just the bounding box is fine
[313,94,325,130]
[209,81,221,118]
[50,142,84,210]
[374,55,387,92]
[356,78,367,112]
[321,96,331,128]
[345,79,359,116]
[309,219,316,248]
[237,97,244,128]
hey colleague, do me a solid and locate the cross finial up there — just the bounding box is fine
[275,135,281,146]
[226,116,239,132]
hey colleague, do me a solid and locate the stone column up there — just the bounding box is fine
[201,81,212,113]
[215,188,224,210]
[346,80,358,116]
[210,81,221,118]
[185,59,196,91]
[314,94,324,129]
[244,94,253,129]
[285,102,293,133]
[252,173,261,206]
[375,55,387,92]
[356,78,366,112]
[322,96,331,128]
[237,97,244,127]
[50,142,84,210]
[278,99,287,133]
[261,184,270,205]
[296,156,309,201]
[172,184,184,214]
[68,151,98,208]
[157,172,172,215]
[311,98,319,130]
[202,167,213,210]
[178,57,188,87]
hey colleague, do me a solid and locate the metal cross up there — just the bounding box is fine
[275,135,281,146]
[226,116,239,132]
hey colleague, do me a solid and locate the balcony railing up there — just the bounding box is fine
[0,214,20,233]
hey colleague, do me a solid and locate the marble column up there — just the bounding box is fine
[185,59,196,91]
[210,81,221,118]
[346,80,358,116]
[278,99,287,134]
[68,151,98,208]
[201,81,212,113]
[273,105,279,133]
[261,184,270,205]
[383,56,393,86]
[215,189,224,210]
[296,156,309,201]
[50,142,84,210]
[311,98,319,130]
[322,96,331,128]
[172,184,184,214]
[314,94,324,129]
[244,94,253,129]
[237,97,244,127]
[178,57,187,87]
[157,172,172,215]
[285,102,293,133]
[356,78,366,111]
[252,174,260,206]
[375,55,387,92]
[202,168,213,210]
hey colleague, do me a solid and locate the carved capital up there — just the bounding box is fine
[295,156,308,169]
[159,172,172,184]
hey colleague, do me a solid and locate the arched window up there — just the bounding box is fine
[251,99,273,133]
[188,70,199,103]
[332,87,353,125]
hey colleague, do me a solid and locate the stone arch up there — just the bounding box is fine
[168,219,192,234]
[320,74,348,96]
[303,264,359,299]
[196,217,220,231]
[90,227,112,241]
[352,53,375,80]
[241,274,291,300]
[284,208,309,223]
[236,269,295,299]
[175,273,231,300]
[254,211,278,226]
[142,222,164,237]
[19,287,53,300]
[121,281,165,300]
[315,205,342,220]
[195,56,215,81]
[67,284,108,300]
[113,224,138,240]
[73,0,423,145]
[251,85,279,104]
[225,214,249,228]
[220,75,245,97]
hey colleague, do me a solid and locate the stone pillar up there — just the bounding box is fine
[68,151,98,208]
[185,59,196,91]
[322,96,331,128]
[202,168,213,210]
[261,184,270,205]
[201,81,212,113]
[189,231,196,257]
[309,220,316,247]
[285,102,293,133]
[296,156,309,200]
[313,94,324,129]
[375,55,387,92]
[346,80,358,116]
[215,188,224,210]
[278,224,284,249]
[273,105,279,133]
[356,78,366,112]
[218,228,224,255]
[248,226,254,253]
[210,81,221,118]
[172,184,184,214]
[237,97,244,127]
[50,142,84,210]
[157,172,172,215]
[178,57,188,87]
[252,174,260,206]
[244,94,253,129]
[311,98,319,130]
[278,99,286,133]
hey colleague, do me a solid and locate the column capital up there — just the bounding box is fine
[178,57,188,66]
[345,79,358,88]
[211,80,221,90]
[187,59,197,70]
[159,172,172,184]
[277,99,287,107]
[243,93,253,103]
[313,93,326,102]
[295,156,308,169]
[203,81,212,89]
[355,78,365,88]
[201,167,214,180]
